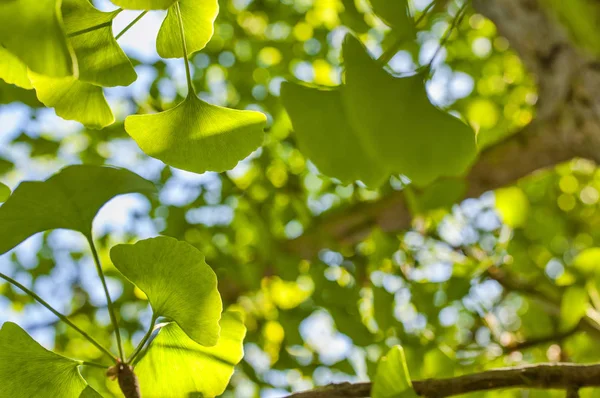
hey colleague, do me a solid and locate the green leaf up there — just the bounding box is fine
[0,80,42,107]
[0,47,32,89]
[0,182,9,203]
[29,73,114,129]
[0,165,156,255]
[110,236,222,346]
[280,83,388,187]
[573,248,600,275]
[0,0,74,77]
[156,0,219,58]
[62,0,136,87]
[369,0,414,39]
[560,286,589,331]
[125,94,266,173]
[373,286,396,332]
[135,310,247,397]
[0,322,88,397]
[409,179,466,214]
[372,345,418,398]
[79,386,103,398]
[110,0,176,10]
[282,35,477,187]
[495,187,530,228]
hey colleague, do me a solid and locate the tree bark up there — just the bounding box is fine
[286,0,600,259]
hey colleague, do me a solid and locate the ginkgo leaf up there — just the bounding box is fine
[110,0,176,10]
[369,0,414,39]
[29,73,114,129]
[0,0,74,77]
[62,0,136,87]
[282,35,477,187]
[281,83,388,187]
[79,386,103,398]
[0,165,156,255]
[156,0,218,58]
[125,94,266,173]
[135,310,247,397]
[110,236,222,346]
[0,182,9,203]
[372,345,418,398]
[0,322,89,398]
[0,47,32,89]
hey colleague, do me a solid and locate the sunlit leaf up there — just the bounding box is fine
[495,187,530,228]
[135,310,246,397]
[29,73,114,129]
[79,386,103,398]
[0,165,156,255]
[369,0,414,39]
[0,322,88,397]
[110,236,222,346]
[0,182,10,203]
[0,80,42,107]
[560,286,589,331]
[156,0,219,58]
[62,0,136,87]
[110,0,176,10]
[372,345,418,398]
[282,35,477,187]
[0,0,74,76]
[573,248,600,275]
[280,83,388,187]
[125,94,266,173]
[0,47,32,89]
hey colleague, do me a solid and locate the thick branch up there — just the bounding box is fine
[287,363,600,398]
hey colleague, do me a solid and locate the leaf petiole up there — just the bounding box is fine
[115,10,148,40]
[126,315,160,364]
[174,2,194,94]
[0,271,117,362]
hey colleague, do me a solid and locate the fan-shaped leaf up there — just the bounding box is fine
[29,73,114,129]
[125,94,266,173]
[0,322,89,398]
[0,182,9,203]
[110,0,176,10]
[62,0,136,87]
[135,310,246,397]
[156,0,218,58]
[372,345,418,398]
[110,236,222,346]
[0,0,74,77]
[282,35,477,187]
[0,47,32,89]
[369,0,414,39]
[79,386,103,398]
[0,165,156,255]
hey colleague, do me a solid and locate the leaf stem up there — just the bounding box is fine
[80,360,110,369]
[126,314,158,364]
[426,1,470,69]
[174,2,194,94]
[0,271,117,362]
[87,235,125,362]
[115,10,148,40]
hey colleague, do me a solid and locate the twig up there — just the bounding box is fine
[115,10,148,40]
[286,363,600,397]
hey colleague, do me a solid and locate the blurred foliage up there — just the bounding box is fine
[4,0,600,396]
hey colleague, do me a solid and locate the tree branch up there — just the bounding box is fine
[287,363,600,397]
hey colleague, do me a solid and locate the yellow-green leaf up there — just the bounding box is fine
[156,0,219,58]
[0,322,88,398]
[0,165,156,255]
[135,310,247,397]
[495,187,530,228]
[0,182,10,203]
[372,345,418,398]
[0,0,74,77]
[62,0,136,87]
[110,0,176,10]
[125,94,266,173]
[0,47,32,89]
[29,73,114,129]
[560,286,589,331]
[573,248,600,275]
[110,236,222,346]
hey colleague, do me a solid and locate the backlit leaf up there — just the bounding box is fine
[369,0,414,39]
[110,0,176,10]
[135,310,247,397]
[0,0,74,77]
[495,187,530,228]
[0,182,9,202]
[62,0,136,87]
[560,286,588,331]
[372,345,418,398]
[156,0,219,58]
[110,236,222,346]
[0,165,156,255]
[125,94,266,173]
[0,47,32,89]
[573,248,600,275]
[0,322,88,398]
[29,73,114,129]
